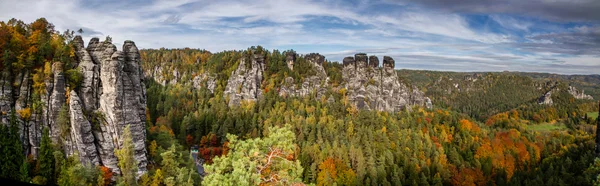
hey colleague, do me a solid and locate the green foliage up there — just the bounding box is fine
[0,110,26,181]
[65,68,83,90]
[38,127,55,184]
[57,154,102,186]
[57,104,71,142]
[115,125,139,186]
[203,125,304,186]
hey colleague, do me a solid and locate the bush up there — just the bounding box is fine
[65,68,83,90]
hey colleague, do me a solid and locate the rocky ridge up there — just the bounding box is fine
[279,52,329,98]
[220,51,431,111]
[341,54,431,111]
[538,85,593,105]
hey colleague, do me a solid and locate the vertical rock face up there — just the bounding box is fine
[0,72,12,124]
[286,51,296,71]
[342,54,431,112]
[69,90,100,165]
[278,53,328,98]
[97,40,148,175]
[74,36,100,112]
[14,37,150,176]
[222,51,430,111]
[224,52,265,106]
[47,62,67,141]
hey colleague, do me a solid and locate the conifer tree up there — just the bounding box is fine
[115,125,139,186]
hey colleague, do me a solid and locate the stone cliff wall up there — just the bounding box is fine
[8,36,149,176]
[219,51,430,111]
[341,54,431,112]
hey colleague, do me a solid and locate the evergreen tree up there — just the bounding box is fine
[38,127,55,184]
[115,125,139,186]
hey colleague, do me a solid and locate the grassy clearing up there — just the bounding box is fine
[588,112,598,120]
[528,122,567,132]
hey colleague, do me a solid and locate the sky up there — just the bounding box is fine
[1,0,599,74]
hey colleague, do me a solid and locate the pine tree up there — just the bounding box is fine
[19,159,30,182]
[115,125,139,186]
[0,123,9,178]
[38,127,55,184]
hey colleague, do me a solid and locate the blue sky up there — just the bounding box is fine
[1,0,599,74]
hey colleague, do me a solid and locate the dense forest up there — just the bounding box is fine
[1,18,600,186]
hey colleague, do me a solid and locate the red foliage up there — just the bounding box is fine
[185,134,194,146]
[99,166,113,186]
[450,166,486,186]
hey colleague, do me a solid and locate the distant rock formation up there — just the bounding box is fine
[341,54,431,112]
[538,85,593,105]
[224,51,266,106]
[538,91,554,105]
[279,53,329,98]
[568,86,593,100]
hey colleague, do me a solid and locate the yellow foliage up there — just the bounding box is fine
[17,108,31,121]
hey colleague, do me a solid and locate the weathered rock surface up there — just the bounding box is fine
[224,52,265,106]
[538,85,592,105]
[74,36,101,112]
[279,53,329,98]
[4,37,150,176]
[342,54,431,112]
[69,90,100,165]
[568,86,593,100]
[97,39,148,175]
[192,73,217,93]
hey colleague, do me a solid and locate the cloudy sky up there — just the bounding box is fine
[1,0,599,74]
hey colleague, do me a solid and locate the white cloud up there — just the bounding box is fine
[0,0,598,74]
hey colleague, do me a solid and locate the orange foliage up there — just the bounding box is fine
[99,166,113,186]
[459,119,480,133]
[450,167,486,186]
[474,129,538,180]
[316,157,356,186]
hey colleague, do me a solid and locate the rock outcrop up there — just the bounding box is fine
[5,36,150,176]
[538,91,554,105]
[219,51,430,111]
[224,51,266,106]
[341,54,430,112]
[279,53,329,98]
[538,85,592,105]
[192,73,217,93]
[568,86,593,100]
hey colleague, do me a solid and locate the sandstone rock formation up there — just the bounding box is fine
[342,54,430,112]
[8,36,150,176]
[218,51,430,111]
[568,86,593,100]
[224,51,266,106]
[538,85,592,105]
[279,53,329,98]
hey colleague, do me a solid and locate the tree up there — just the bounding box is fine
[203,125,305,185]
[0,110,26,180]
[38,127,55,184]
[151,169,164,186]
[57,155,100,186]
[115,125,139,186]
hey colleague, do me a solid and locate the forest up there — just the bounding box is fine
[1,18,600,186]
